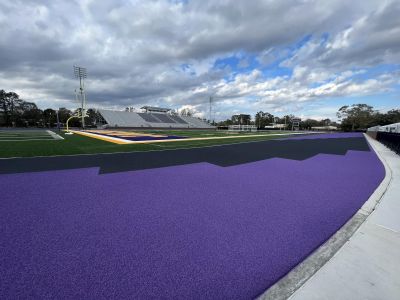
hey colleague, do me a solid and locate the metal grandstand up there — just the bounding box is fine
[97,109,214,129]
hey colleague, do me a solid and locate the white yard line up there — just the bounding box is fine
[0,136,53,138]
[0,130,63,142]
[0,138,56,142]
[47,130,64,140]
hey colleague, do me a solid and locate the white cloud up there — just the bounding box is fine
[0,0,399,120]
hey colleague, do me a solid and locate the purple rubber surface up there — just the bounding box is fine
[0,136,384,299]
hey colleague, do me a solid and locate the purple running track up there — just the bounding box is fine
[0,136,384,299]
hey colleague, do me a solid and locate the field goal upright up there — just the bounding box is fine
[228,125,257,132]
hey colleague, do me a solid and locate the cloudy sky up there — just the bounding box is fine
[0,0,399,121]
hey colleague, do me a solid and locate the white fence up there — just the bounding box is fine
[367,123,400,133]
[228,125,257,132]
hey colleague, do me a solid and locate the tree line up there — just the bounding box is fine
[0,90,98,128]
[1,90,399,130]
[216,104,400,131]
[216,112,337,130]
[337,104,400,131]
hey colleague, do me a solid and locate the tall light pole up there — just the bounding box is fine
[209,96,213,124]
[209,95,221,125]
[56,109,60,132]
[283,116,286,131]
[74,65,87,129]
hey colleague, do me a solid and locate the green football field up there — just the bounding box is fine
[0,129,300,158]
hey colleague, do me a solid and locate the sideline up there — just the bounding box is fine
[70,130,308,144]
[257,134,395,300]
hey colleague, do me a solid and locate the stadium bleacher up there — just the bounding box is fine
[98,109,213,129]
[138,113,161,123]
[169,115,188,124]
[180,116,213,128]
[152,113,176,123]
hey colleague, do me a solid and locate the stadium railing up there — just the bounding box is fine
[376,132,400,154]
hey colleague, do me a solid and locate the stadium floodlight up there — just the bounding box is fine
[209,96,212,124]
[73,65,87,129]
[208,95,219,124]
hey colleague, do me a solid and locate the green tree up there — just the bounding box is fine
[301,119,320,130]
[385,109,400,124]
[0,90,43,126]
[43,108,57,127]
[57,107,72,124]
[20,102,43,127]
[281,114,295,130]
[337,104,375,131]
[255,111,274,128]
[86,108,98,126]
[216,118,233,126]
[0,90,23,126]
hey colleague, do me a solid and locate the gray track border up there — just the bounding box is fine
[256,134,392,300]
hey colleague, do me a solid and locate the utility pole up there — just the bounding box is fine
[56,109,60,132]
[284,116,287,131]
[209,96,212,124]
[74,65,87,129]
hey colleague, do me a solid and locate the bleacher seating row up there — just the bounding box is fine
[98,110,214,129]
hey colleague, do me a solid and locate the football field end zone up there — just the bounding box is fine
[69,130,310,144]
[0,130,62,142]
[256,133,392,300]
[68,130,129,144]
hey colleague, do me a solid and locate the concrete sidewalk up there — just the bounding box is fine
[288,135,400,300]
